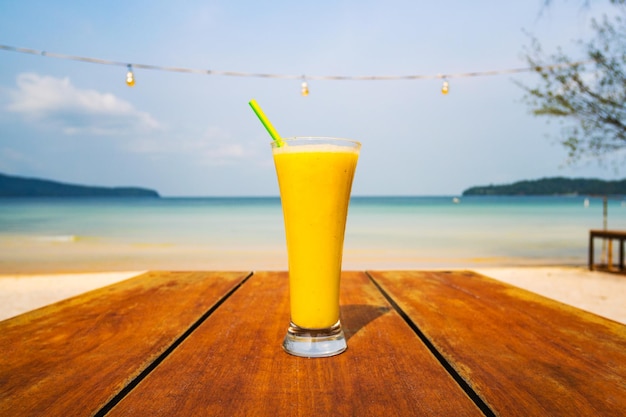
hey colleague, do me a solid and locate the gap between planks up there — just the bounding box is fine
[94,271,253,417]
[365,271,497,417]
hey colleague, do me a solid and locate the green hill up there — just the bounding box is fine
[462,177,626,196]
[0,172,160,198]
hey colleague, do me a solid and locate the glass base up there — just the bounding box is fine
[282,320,347,358]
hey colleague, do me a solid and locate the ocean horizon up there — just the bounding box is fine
[1,195,625,273]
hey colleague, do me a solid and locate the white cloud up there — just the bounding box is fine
[6,73,160,135]
[124,125,259,166]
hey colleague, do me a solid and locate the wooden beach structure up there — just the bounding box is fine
[589,229,626,272]
[586,194,626,273]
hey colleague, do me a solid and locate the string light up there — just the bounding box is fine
[0,44,597,94]
[301,77,309,96]
[125,64,135,87]
[441,78,449,95]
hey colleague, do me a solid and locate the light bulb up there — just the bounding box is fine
[126,64,135,87]
[441,79,449,95]
[301,80,309,96]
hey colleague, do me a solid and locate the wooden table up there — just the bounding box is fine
[589,229,626,272]
[1,271,625,416]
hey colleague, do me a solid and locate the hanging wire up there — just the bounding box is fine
[0,43,596,83]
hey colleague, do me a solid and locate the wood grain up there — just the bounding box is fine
[0,271,250,417]
[107,271,483,416]
[369,270,626,417]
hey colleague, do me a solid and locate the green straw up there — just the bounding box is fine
[248,99,284,146]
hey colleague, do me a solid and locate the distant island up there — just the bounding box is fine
[0,172,160,198]
[462,177,626,196]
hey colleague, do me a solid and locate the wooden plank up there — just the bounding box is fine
[589,232,595,270]
[369,270,626,417]
[107,271,484,416]
[0,271,250,417]
[590,229,626,239]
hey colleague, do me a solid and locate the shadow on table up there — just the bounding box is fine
[341,304,391,341]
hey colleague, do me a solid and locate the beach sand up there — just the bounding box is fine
[0,271,145,322]
[473,266,626,324]
[0,266,624,324]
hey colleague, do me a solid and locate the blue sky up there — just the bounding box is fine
[0,1,620,196]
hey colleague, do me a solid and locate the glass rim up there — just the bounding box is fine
[270,136,361,148]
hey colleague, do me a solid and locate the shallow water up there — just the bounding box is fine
[1,196,624,272]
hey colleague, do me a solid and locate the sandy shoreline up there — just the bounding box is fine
[0,271,145,321]
[473,266,626,324]
[0,266,624,324]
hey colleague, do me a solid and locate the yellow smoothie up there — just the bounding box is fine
[273,141,359,329]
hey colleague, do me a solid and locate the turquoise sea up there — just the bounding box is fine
[1,196,625,272]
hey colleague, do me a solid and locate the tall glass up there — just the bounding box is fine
[271,137,360,357]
